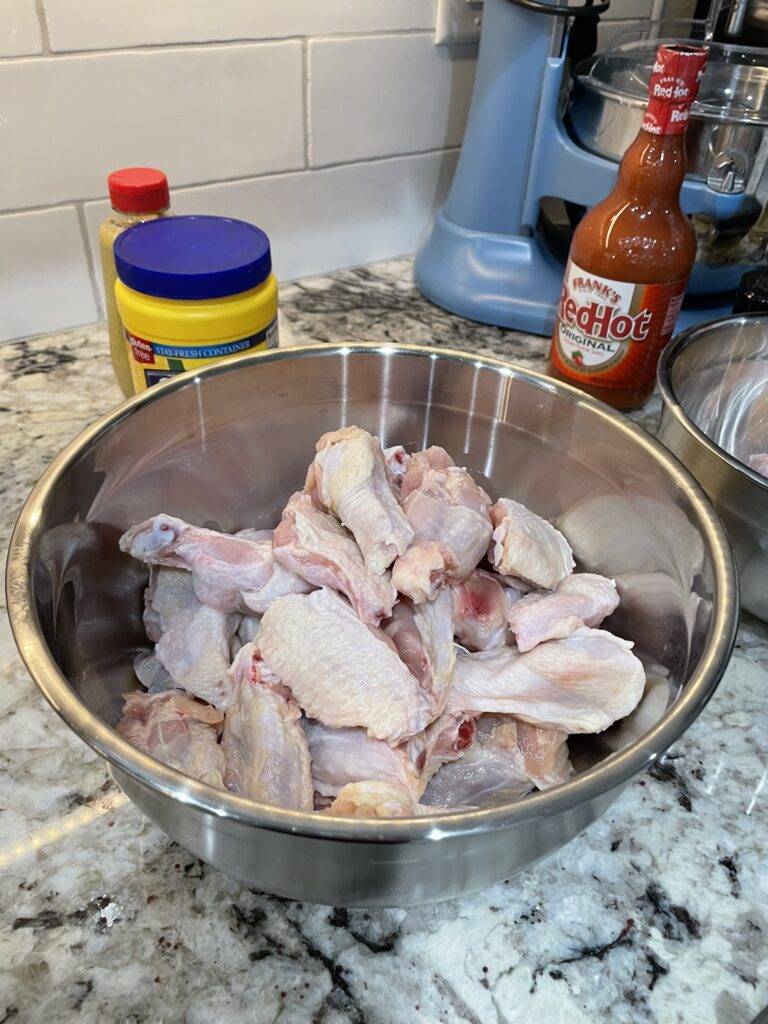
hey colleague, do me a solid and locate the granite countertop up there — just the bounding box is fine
[1,258,766,1024]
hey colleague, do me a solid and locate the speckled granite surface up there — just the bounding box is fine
[0,259,766,1024]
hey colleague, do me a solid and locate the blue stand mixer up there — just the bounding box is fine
[415,0,768,335]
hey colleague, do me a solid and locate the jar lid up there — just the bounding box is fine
[114,216,273,300]
[108,167,169,213]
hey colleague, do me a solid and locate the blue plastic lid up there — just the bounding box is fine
[114,215,272,300]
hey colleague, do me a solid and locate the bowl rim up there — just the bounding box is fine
[657,312,768,492]
[6,341,739,842]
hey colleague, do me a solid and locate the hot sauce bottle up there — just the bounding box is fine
[548,44,708,410]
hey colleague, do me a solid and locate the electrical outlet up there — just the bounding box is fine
[435,0,483,45]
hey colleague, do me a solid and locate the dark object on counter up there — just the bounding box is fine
[732,268,768,313]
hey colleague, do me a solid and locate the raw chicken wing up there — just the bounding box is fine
[221,644,313,810]
[489,498,574,590]
[259,588,431,742]
[326,780,436,818]
[273,491,396,625]
[117,691,225,787]
[406,712,476,783]
[309,426,413,573]
[120,514,312,615]
[400,445,455,498]
[383,444,411,485]
[452,569,521,651]
[144,567,239,709]
[508,572,619,652]
[384,588,455,714]
[305,721,421,798]
[393,465,492,603]
[424,715,570,807]
[446,627,645,733]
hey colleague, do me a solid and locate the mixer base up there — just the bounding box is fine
[414,210,566,336]
[415,209,735,338]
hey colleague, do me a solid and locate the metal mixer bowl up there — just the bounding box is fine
[569,26,768,184]
[658,314,768,621]
[6,345,738,906]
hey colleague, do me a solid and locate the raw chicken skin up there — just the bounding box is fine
[400,445,455,499]
[489,498,574,590]
[310,426,413,574]
[326,780,437,818]
[305,721,421,798]
[273,491,396,625]
[384,588,455,714]
[446,627,645,733]
[748,452,768,478]
[133,652,172,693]
[393,466,492,603]
[120,514,312,615]
[144,567,239,709]
[383,444,411,485]
[117,691,225,787]
[452,570,520,651]
[508,572,619,652]
[237,615,261,646]
[221,644,313,810]
[406,712,477,783]
[424,715,570,808]
[259,588,432,742]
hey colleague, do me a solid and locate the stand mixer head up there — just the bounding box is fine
[414,0,768,335]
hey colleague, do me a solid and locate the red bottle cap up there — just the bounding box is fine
[108,167,170,213]
[643,45,708,136]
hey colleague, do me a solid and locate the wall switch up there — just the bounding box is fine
[435,0,483,45]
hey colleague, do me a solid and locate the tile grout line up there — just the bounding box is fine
[0,27,437,62]
[1,147,462,218]
[33,0,52,54]
[302,39,311,169]
[74,201,105,320]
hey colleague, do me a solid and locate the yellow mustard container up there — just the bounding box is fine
[114,215,278,393]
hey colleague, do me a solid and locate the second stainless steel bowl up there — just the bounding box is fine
[7,344,738,905]
[658,314,768,621]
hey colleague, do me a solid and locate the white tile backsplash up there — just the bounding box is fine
[0,207,97,342]
[0,0,660,342]
[84,150,459,308]
[44,0,436,53]
[310,34,476,167]
[0,43,304,211]
[0,0,42,56]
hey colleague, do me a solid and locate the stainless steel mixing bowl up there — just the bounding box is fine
[658,314,768,621]
[6,344,738,906]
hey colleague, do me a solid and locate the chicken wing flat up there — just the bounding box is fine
[221,644,313,810]
[259,588,432,743]
[489,498,574,590]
